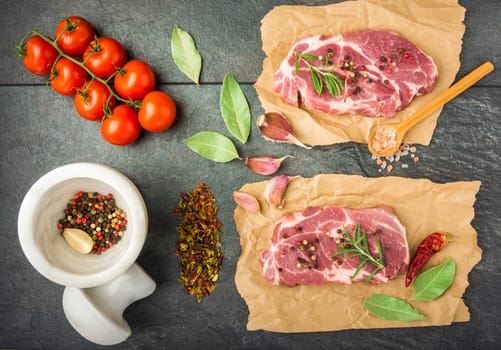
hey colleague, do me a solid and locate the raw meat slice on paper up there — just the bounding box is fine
[261,205,409,286]
[274,30,438,118]
[254,0,466,146]
[234,174,481,332]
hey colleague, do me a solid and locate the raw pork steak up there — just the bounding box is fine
[274,30,438,118]
[260,205,409,286]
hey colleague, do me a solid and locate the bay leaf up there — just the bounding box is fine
[183,131,240,163]
[220,72,251,144]
[171,24,202,84]
[364,294,426,321]
[411,257,456,301]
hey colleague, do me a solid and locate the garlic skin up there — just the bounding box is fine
[264,175,291,209]
[233,191,260,213]
[244,155,293,176]
[257,112,312,149]
[62,228,94,254]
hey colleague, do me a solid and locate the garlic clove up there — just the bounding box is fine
[264,175,291,209]
[244,155,293,176]
[257,112,312,149]
[233,191,260,213]
[62,228,94,254]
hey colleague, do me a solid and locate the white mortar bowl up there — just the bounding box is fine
[17,163,148,288]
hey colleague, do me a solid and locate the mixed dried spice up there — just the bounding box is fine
[174,183,223,302]
[57,191,127,254]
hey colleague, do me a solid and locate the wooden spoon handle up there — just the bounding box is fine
[396,61,495,132]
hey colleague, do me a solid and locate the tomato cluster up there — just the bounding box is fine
[19,16,177,146]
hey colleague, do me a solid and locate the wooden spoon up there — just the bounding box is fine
[368,61,495,157]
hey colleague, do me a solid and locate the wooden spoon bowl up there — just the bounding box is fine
[368,61,495,157]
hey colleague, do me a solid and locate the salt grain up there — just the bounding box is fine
[372,128,397,153]
[372,143,420,173]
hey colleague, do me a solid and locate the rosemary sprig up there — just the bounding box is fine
[332,224,384,284]
[294,51,344,97]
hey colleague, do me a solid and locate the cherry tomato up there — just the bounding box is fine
[55,16,95,56]
[101,105,141,146]
[22,36,59,75]
[50,57,89,96]
[114,59,156,100]
[74,80,116,121]
[138,91,177,132]
[83,37,126,79]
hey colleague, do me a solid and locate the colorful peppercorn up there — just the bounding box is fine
[58,191,127,254]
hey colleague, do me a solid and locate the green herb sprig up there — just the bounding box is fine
[332,224,384,284]
[294,51,344,96]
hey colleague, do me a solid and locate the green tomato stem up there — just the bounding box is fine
[23,29,140,111]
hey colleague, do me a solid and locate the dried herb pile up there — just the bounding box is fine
[174,183,223,302]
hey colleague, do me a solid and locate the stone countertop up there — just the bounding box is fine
[1,1,499,349]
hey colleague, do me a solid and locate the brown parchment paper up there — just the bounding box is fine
[254,0,466,146]
[234,174,482,332]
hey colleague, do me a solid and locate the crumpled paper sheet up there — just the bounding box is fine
[234,174,482,332]
[254,0,466,146]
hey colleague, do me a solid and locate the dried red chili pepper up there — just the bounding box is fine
[405,232,448,287]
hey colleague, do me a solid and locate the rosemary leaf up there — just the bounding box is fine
[353,259,368,279]
[362,227,370,253]
[295,51,344,97]
[310,69,322,95]
[325,73,343,96]
[298,52,317,60]
[325,78,337,97]
[332,225,384,284]
[365,266,382,285]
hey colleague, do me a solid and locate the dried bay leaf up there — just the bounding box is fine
[183,131,240,163]
[220,72,251,144]
[411,257,456,301]
[364,294,426,322]
[171,24,202,84]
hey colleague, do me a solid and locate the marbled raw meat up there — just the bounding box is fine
[273,30,438,118]
[260,205,409,286]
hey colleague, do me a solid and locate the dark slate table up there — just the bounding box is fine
[1,1,499,349]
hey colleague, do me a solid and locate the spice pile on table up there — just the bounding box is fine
[174,183,223,302]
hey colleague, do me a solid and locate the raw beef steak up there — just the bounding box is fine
[273,30,438,118]
[260,205,409,286]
